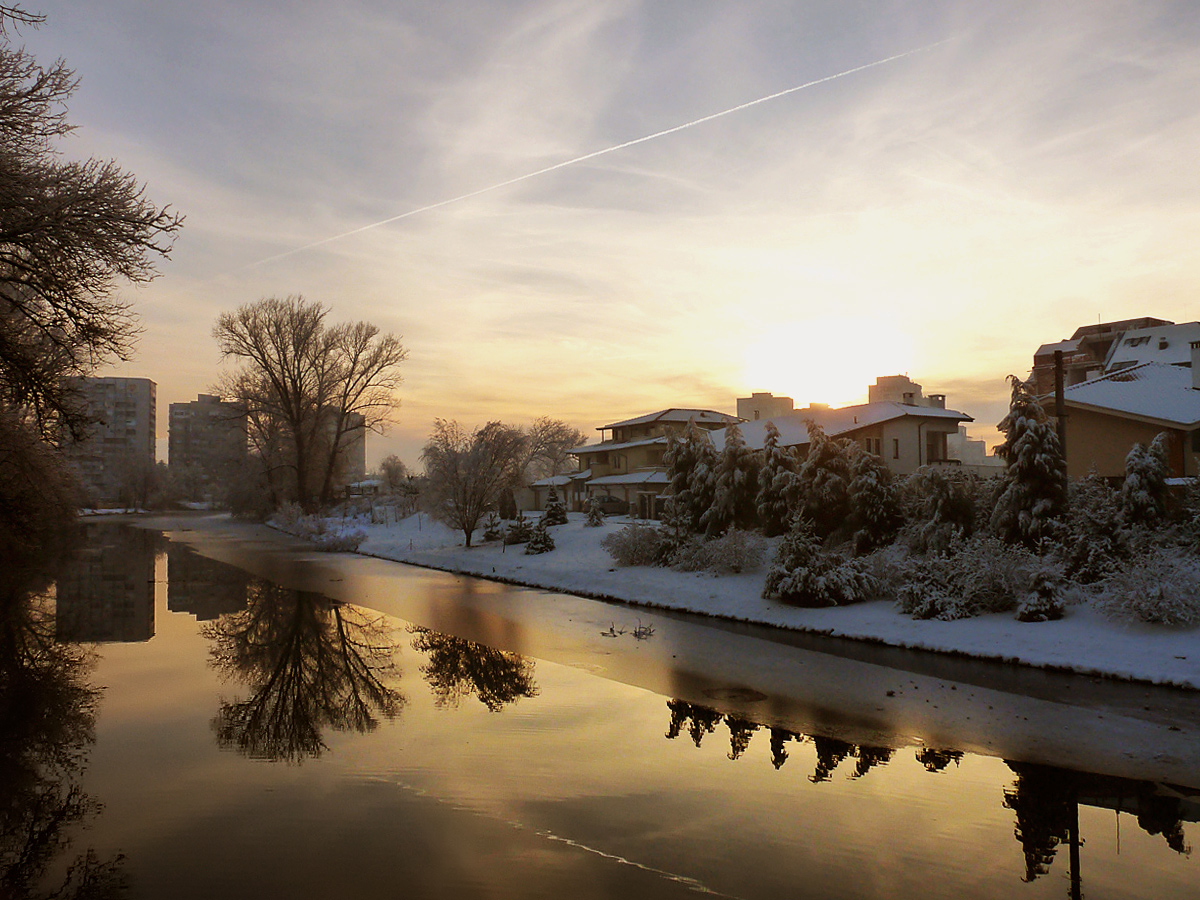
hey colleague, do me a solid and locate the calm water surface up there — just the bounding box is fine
[4,517,1197,899]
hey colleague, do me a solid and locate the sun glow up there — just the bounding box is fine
[741,317,914,409]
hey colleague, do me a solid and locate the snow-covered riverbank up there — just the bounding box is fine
[335,511,1200,690]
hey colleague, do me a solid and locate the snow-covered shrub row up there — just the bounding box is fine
[1095,549,1200,626]
[268,503,367,552]
[310,529,368,552]
[669,529,766,575]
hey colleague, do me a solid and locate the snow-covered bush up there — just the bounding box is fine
[990,376,1068,548]
[669,529,766,574]
[601,522,669,567]
[701,423,760,537]
[542,486,568,526]
[1096,550,1200,626]
[901,467,977,555]
[1015,571,1065,622]
[1059,473,1129,584]
[503,513,533,545]
[787,422,852,539]
[584,497,605,527]
[895,534,1042,620]
[756,420,796,537]
[848,446,903,554]
[524,518,555,555]
[763,518,875,607]
[310,528,367,552]
[664,421,716,534]
[482,511,503,542]
[1121,432,1170,525]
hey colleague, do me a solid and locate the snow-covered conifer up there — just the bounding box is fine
[990,376,1068,548]
[524,517,555,554]
[787,421,852,539]
[584,497,605,527]
[848,446,902,553]
[1121,432,1170,525]
[762,516,874,607]
[665,420,713,534]
[542,485,568,526]
[701,422,760,537]
[756,421,796,537]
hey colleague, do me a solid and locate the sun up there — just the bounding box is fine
[741,316,914,409]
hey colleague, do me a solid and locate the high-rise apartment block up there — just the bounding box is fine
[62,376,156,507]
[168,394,248,492]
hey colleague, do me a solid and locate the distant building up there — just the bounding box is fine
[61,376,156,507]
[1029,317,1174,396]
[337,411,367,485]
[737,392,795,421]
[168,394,248,497]
[867,374,946,410]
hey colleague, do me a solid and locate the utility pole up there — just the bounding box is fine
[1054,350,1067,459]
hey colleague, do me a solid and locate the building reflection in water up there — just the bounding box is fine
[0,569,129,898]
[409,627,538,712]
[201,580,405,763]
[54,525,158,644]
[165,544,249,622]
[664,698,1196,898]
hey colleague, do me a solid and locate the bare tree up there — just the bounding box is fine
[0,7,182,440]
[523,416,588,480]
[421,419,527,547]
[213,296,407,512]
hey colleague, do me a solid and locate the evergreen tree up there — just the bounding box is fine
[848,445,902,553]
[542,484,568,526]
[990,376,1068,548]
[762,516,875,607]
[1121,432,1170,525]
[701,422,759,537]
[756,420,796,537]
[584,496,605,527]
[524,517,555,554]
[788,421,852,539]
[664,420,711,533]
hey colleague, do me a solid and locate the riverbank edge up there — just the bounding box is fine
[343,539,1200,693]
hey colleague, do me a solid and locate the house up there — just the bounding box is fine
[1028,316,1179,396]
[568,408,741,517]
[1057,357,1200,478]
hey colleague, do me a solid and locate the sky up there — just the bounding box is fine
[15,0,1200,466]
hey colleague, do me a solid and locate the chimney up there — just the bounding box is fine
[927,393,946,409]
[1191,341,1200,390]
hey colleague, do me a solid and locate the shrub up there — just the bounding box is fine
[1096,550,1200,626]
[482,512,503,542]
[1015,571,1065,622]
[311,529,367,552]
[1121,433,1170,525]
[503,513,533,545]
[668,530,766,574]
[584,497,605,527]
[1060,473,1129,584]
[524,518,555,554]
[601,522,669,567]
[763,519,875,607]
[894,534,1043,620]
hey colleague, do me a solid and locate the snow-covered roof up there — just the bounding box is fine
[570,436,667,454]
[600,408,740,430]
[1033,338,1082,359]
[1103,322,1200,371]
[529,474,573,487]
[587,470,669,487]
[1062,362,1200,427]
[710,401,972,452]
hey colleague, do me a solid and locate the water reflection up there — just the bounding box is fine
[409,627,539,712]
[0,574,128,898]
[165,543,249,621]
[54,525,159,644]
[663,698,1195,894]
[202,581,405,762]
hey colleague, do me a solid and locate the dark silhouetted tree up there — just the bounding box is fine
[409,628,537,712]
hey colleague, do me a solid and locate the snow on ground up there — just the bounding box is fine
[346,511,1200,690]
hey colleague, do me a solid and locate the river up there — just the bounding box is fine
[3,514,1195,899]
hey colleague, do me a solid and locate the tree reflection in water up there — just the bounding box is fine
[203,581,405,762]
[408,627,538,712]
[0,575,128,899]
[663,698,1194,892]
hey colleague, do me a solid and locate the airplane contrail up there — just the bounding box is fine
[246,39,950,269]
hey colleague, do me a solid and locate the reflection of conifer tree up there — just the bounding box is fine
[0,576,128,898]
[769,727,802,770]
[915,748,963,773]
[661,700,723,748]
[409,628,537,712]
[1003,763,1076,882]
[1135,786,1191,855]
[665,699,690,740]
[810,736,854,783]
[725,715,759,761]
[204,581,404,762]
[851,745,894,779]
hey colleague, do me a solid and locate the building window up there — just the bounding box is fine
[892,438,900,459]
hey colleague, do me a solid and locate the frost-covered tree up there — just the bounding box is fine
[762,516,875,607]
[788,421,852,539]
[1121,432,1170,525]
[701,422,759,537]
[756,421,796,537]
[664,420,713,533]
[990,376,1068,548]
[848,446,902,554]
[524,517,554,554]
[905,466,977,555]
[541,485,568,526]
[584,496,605,527]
